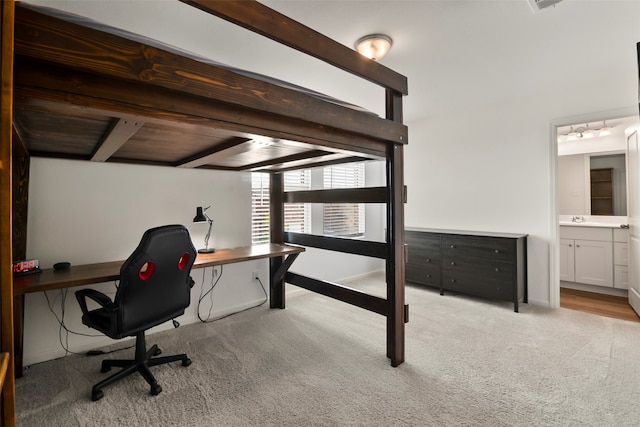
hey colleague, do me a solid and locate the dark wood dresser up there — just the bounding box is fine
[405,228,528,312]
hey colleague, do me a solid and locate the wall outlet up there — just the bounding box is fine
[252,271,260,281]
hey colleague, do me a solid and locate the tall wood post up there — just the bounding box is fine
[385,89,405,367]
[1,0,16,424]
[269,172,285,308]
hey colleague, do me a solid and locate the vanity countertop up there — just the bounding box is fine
[559,221,627,228]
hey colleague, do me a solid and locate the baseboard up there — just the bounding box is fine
[629,287,640,313]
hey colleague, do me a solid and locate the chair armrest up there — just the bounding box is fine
[75,288,116,316]
[189,277,195,289]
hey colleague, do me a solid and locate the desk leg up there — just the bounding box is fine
[269,256,285,309]
[13,295,24,378]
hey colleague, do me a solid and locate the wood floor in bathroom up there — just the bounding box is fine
[560,288,640,323]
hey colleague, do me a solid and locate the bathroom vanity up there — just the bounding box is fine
[559,221,629,290]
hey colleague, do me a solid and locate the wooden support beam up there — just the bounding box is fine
[91,117,144,162]
[180,0,408,95]
[269,173,285,309]
[285,187,388,204]
[285,232,387,259]
[285,272,388,316]
[1,0,16,423]
[385,88,406,367]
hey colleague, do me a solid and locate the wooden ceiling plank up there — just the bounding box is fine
[91,117,144,162]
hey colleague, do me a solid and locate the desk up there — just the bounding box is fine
[13,243,304,377]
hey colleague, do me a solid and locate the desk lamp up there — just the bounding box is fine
[193,206,215,253]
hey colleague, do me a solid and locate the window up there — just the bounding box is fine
[251,170,311,244]
[323,163,365,238]
[251,163,365,242]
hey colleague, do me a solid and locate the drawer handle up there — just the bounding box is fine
[450,245,456,249]
[450,279,456,283]
[426,274,431,278]
[494,249,500,254]
[450,261,456,266]
[426,258,431,262]
[495,268,500,272]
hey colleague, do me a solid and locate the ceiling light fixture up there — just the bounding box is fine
[581,124,594,138]
[355,34,392,61]
[558,121,615,142]
[599,120,612,136]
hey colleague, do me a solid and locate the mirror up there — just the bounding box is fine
[558,116,638,217]
[558,152,626,216]
[590,154,626,216]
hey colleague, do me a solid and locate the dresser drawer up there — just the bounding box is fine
[405,231,440,255]
[441,235,514,262]
[442,258,513,284]
[406,262,440,286]
[441,269,515,300]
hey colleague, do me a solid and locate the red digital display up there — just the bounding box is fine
[13,259,40,274]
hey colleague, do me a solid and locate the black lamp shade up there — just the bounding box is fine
[193,207,207,222]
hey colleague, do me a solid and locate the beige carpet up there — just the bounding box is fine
[15,272,640,426]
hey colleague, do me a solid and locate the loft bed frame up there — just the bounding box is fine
[1,0,407,421]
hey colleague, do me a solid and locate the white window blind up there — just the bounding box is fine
[251,171,311,244]
[323,163,365,238]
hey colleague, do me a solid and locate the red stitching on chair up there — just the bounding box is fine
[178,253,190,271]
[138,262,155,280]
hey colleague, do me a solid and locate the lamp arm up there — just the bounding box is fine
[203,219,213,250]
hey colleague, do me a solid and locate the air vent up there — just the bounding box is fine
[528,0,563,12]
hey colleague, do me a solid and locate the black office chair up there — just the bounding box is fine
[75,224,197,401]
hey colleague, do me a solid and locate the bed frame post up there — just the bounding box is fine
[1,0,17,421]
[386,89,405,367]
[269,172,285,309]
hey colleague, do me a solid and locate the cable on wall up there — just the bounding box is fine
[196,266,269,323]
[43,285,134,357]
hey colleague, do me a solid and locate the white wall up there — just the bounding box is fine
[403,1,640,307]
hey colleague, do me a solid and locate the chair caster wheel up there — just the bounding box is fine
[100,363,111,373]
[153,348,162,356]
[91,389,104,401]
[151,383,162,396]
[182,357,192,367]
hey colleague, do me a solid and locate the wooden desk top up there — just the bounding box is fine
[13,243,304,296]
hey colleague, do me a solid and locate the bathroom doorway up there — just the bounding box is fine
[550,108,640,319]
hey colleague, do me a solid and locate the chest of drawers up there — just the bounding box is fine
[405,228,528,312]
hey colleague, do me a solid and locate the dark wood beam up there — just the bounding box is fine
[180,0,408,95]
[1,0,17,420]
[284,187,388,204]
[13,59,390,158]
[285,232,388,259]
[285,272,388,316]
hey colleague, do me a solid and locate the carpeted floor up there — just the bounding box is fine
[15,272,640,426]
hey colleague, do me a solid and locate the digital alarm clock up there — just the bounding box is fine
[13,259,42,276]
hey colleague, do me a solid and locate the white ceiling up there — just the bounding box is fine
[23,0,640,127]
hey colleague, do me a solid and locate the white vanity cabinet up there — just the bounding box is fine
[613,228,629,289]
[560,226,614,287]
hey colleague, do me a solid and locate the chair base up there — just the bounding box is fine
[90,331,191,401]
